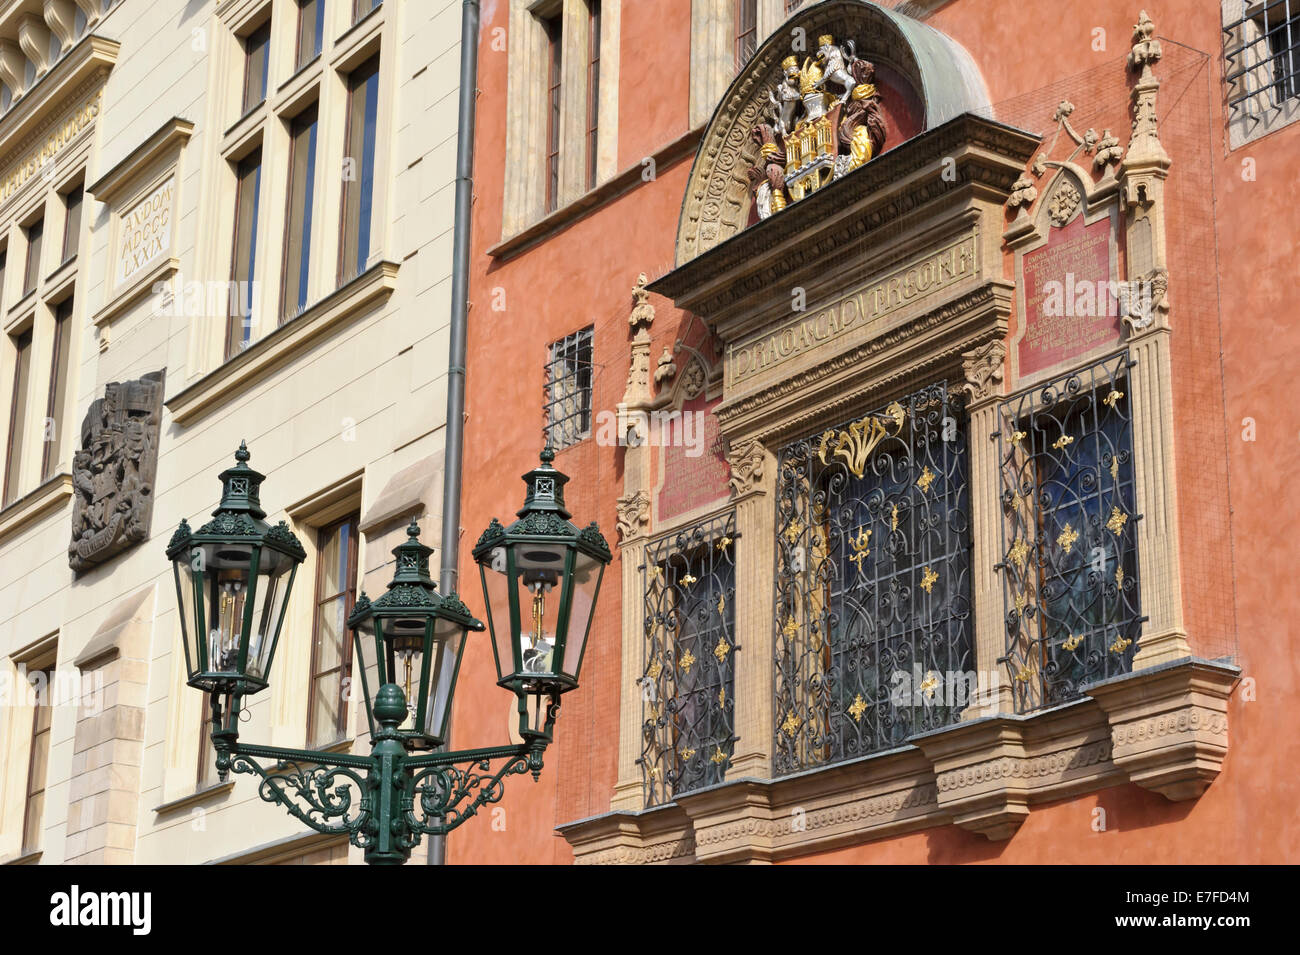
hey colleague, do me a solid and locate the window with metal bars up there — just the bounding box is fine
[639,513,737,806]
[996,353,1143,714]
[1223,0,1300,122]
[774,383,973,775]
[543,327,594,450]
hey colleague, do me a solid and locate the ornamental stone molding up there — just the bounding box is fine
[725,438,766,497]
[560,659,1239,862]
[614,491,650,544]
[960,339,1006,403]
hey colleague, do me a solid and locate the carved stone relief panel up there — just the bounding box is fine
[68,371,165,573]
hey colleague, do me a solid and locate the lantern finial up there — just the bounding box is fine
[235,439,250,463]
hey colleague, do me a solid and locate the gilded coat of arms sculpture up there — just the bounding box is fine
[747,34,888,219]
[68,370,164,573]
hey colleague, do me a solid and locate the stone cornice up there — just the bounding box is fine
[559,659,1239,863]
[0,33,117,163]
[86,116,194,204]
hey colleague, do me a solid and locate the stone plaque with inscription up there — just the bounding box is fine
[68,371,165,574]
[116,178,175,288]
[1018,213,1122,378]
[657,395,730,522]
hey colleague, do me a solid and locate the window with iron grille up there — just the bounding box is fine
[543,326,594,450]
[996,353,1143,714]
[774,383,972,775]
[639,513,737,806]
[1223,1,1300,126]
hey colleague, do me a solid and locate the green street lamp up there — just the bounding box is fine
[472,447,611,734]
[170,443,611,865]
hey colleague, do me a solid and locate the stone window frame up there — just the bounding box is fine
[0,632,59,863]
[1221,0,1300,148]
[187,0,399,384]
[0,148,89,515]
[502,0,621,237]
[689,0,799,128]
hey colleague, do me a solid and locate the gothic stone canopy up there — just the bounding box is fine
[68,371,165,573]
[674,0,992,266]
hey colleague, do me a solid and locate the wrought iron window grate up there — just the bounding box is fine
[543,326,594,451]
[639,513,738,807]
[774,383,972,775]
[996,352,1144,714]
[1223,0,1300,122]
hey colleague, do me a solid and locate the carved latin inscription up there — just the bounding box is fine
[116,178,175,287]
[727,232,979,386]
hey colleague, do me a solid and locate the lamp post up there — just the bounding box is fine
[168,443,611,865]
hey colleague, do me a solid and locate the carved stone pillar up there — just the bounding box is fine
[960,340,1014,716]
[1119,12,1189,669]
[724,436,777,779]
[611,275,657,812]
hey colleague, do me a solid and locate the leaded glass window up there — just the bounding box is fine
[639,513,737,806]
[774,383,972,775]
[996,352,1142,713]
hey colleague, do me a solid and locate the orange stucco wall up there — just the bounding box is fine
[449,1,1300,864]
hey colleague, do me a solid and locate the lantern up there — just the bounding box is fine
[347,521,484,747]
[166,442,305,698]
[472,448,611,724]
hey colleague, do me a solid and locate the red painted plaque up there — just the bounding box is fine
[656,395,730,522]
[1018,214,1122,377]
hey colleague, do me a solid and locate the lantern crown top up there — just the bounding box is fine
[518,445,571,519]
[215,439,267,520]
[387,519,436,588]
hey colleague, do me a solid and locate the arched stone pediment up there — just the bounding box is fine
[675,0,992,266]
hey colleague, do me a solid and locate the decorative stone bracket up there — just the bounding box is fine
[559,658,1239,863]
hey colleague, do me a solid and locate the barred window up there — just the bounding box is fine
[1223,0,1300,123]
[543,326,594,450]
[997,353,1142,713]
[774,383,972,775]
[639,513,737,806]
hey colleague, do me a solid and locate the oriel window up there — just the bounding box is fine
[282,104,319,321]
[339,56,380,284]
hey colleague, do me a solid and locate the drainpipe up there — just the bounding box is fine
[431,0,481,867]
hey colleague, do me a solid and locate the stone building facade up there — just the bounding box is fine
[0,0,463,865]
[449,0,1297,864]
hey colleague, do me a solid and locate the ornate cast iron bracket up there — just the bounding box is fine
[208,693,559,864]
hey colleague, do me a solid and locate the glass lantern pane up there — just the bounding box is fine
[514,550,565,680]
[203,542,254,673]
[562,552,603,680]
[247,554,295,680]
[386,616,428,731]
[350,617,378,737]
[173,558,199,677]
[423,618,464,740]
[481,552,516,682]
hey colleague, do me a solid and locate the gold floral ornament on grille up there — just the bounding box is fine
[716,592,726,615]
[919,566,939,594]
[1009,537,1030,573]
[710,747,728,765]
[1115,566,1124,589]
[1063,633,1084,652]
[1109,635,1133,654]
[781,709,803,738]
[919,672,940,699]
[783,616,799,637]
[1057,523,1079,553]
[849,526,872,570]
[1106,506,1128,535]
[817,402,905,478]
[1011,429,1027,444]
[1014,665,1032,683]
[680,748,696,761]
[718,687,726,708]
[916,465,935,493]
[1110,455,1121,483]
[1102,389,1124,407]
[647,659,663,681]
[680,572,697,586]
[848,694,868,721]
[714,636,731,662]
[783,518,804,545]
[678,648,696,673]
[1053,434,1074,451]
[716,535,732,552]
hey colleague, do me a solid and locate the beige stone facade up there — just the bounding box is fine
[0,0,462,865]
